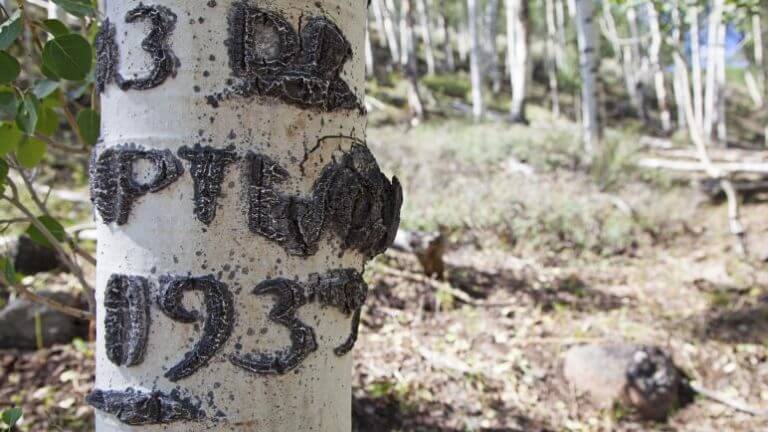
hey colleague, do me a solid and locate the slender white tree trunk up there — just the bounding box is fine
[690,5,704,130]
[439,2,456,72]
[458,18,469,64]
[715,15,727,144]
[647,1,670,132]
[416,0,436,75]
[468,0,484,121]
[371,0,388,49]
[405,0,425,122]
[91,1,400,431]
[574,0,601,154]
[554,0,567,69]
[545,0,560,118]
[399,0,410,67]
[506,0,528,122]
[485,0,502,94]
[381,0,401,64]
[703,0,724,143]
[753,12,764,91]
[671,2,687,131]
[366,27,375,77]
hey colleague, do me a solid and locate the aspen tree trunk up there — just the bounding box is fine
[671,2,688,131]
[752,12,764,93]
[381,0,401,64]
[90,1,400,431]
[703,0,724,143]
[506,0,528,123]
[439,2,456,72]
[405,0,425,121]
[486,0,502,94]
[468,0,484,121]
[715,16,727,144]
[574,0,601,154]
[690,5,704,130]
[416,0,436,75]
[647,1,670,132]
[545,0,560,118]
[371,0,388,49]
[554,0,567,68]
[399,0,410,67]
[458,18,469,64]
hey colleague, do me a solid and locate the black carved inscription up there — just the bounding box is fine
[246,143,402,258]
[87,388,203,425]
[90,146,184,225]
[216,3,363,112]
[157,275,234,381]
[118,4,179,91]
[104,275,151,367]
[178,145,239,225]
[229,269,367,375]
[95,19,119,92]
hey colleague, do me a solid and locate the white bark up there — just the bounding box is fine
[505,0,528,122]
[95,0,370,430]
[467,0,484,121]
[671,2,687,130]
[647,1,670,132]
[381,0,401,63]
[416,0,436,75]
[703,0,724,142]
[438,3,455,72]
[545,0,560,117]
[554,0,567,69]
[574,0,601,153]
[399,0,411,67]
[690,5,704,130]
[485,0,501,94]
[458,19,469,63]
[366,27,374,77]
[753,13,764,88]
[370,0,388,48]
[405,0,425,121]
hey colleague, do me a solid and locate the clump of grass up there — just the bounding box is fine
[422,74,470,99]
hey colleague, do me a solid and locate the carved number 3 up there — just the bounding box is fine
[96,5,179,92]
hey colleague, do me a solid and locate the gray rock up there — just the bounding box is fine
[563,343,681,421]
[0,291,88,350]
[13,236,64,275]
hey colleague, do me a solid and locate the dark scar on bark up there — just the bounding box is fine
[229,269,367,375]
[178,145,239,225]
[117,4,179,91]
[245,142,402,258]
[157,275,234,382]
[210,2,364,113]
[90,145,184,225]
[95,19,119,93]
[104,275,151,367]
[87,388,203,425]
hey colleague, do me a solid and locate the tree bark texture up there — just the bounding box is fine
[90,1,401,430]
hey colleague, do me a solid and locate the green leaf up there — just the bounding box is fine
[16,136,46,168]
[0,90,17,119]
[37,107,59,136]
[0,258,17,285]
[41,19,70,37]
[42,34,92,81]
[0,51,20,84]
[51,0,95,18]
[26,215,65,248]
[0,11,22,51]
[33,80,59,99]
[0,122,21,155]
[77,109,99,146]
[16,95,39,135]
[0,406,22,428]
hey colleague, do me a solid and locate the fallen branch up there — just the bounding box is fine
[372,263,517,308]
[689,382,768,417]
[637,158,768,175]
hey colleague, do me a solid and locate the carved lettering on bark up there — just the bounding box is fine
[246,141,402,258]
[90,145,184,225]
[87,388,203,425]
[229,269,367,375]
[178,145,239,225]
[104,275,151,367]
[212,3,364,112]
[157,275,235,382]
[95,5,179,92]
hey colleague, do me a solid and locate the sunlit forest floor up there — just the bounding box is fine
[3,83,768,431]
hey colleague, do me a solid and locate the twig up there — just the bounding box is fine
[689,382,768,417]
[373,263,517,308]
[0,275,92,321]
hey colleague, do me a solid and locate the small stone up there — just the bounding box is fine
[563,343,681,421]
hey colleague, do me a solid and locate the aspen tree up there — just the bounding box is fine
[88,1,401,430]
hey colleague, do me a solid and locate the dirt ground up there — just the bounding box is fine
[2,118,768,431]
